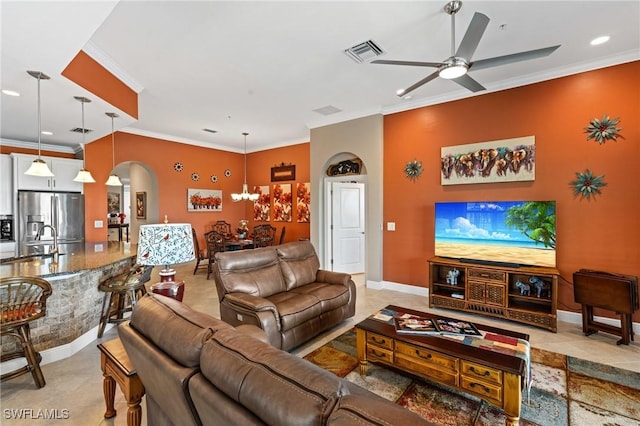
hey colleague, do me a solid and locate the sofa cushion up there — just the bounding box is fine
[267,291,322,331]
[290,283,350,314]
[276,241,321,290]
[215,247,286,297]
[201,328,347,425]
[129,293,227,367]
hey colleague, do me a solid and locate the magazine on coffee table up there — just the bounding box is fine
[434,318,482,336]
[393,315,439,335]
[394,314,482,337]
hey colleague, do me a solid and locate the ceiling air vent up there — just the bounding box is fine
[344,40,384,63]
[312,105,342,116]
[202,128,218,134]
[70,127,92,134]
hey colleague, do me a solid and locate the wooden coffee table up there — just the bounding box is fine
[355,305,529,426]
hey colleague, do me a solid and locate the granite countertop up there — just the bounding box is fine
[0,242,138,279]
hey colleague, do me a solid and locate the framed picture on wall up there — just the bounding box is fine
[136,192,147,219]
[107,192,120,214]
[187,188,223,212]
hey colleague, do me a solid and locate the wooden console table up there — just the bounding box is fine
[98,338,145,426]
[355,305,529,426]
[108,223,130,242]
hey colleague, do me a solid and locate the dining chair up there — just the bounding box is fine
[1,276,53,388]
[212,221,233,240]
[252,224,277,248]
[205,231,226,279]
[192,227,209,275]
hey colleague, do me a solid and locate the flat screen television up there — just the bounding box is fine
[434,201,556,268]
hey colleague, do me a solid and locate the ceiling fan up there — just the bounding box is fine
[372,0,560,96]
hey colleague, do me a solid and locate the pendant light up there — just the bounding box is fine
[73,96,96,183]
[231,132,259,202]
[105,112,123,186]
[24,71,54,177]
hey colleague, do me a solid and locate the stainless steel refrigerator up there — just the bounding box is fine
[17,191,85,256]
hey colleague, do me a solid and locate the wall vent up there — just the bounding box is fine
[344,40,384,63]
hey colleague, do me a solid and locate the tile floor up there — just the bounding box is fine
[1,262,638,425]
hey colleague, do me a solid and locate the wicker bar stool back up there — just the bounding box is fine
[1,276,53,388]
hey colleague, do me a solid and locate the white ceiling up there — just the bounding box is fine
[1,1,639,154]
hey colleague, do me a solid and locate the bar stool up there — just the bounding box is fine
[0,276,53,388]
[98,264,153,338]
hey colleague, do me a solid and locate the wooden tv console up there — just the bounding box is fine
[428,257,559,332]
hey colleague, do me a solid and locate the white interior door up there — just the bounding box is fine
[331,182,365,273]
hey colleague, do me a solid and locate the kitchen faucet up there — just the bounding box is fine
[36,224,59,261]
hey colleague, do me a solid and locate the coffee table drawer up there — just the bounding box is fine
[395,353,458,387]
[366,332,394,350]
[461,361,502,385]
[395,341,458,372]
[460,376,502,404]
[366,345,393,363]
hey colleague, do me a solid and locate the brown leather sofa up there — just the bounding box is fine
[212,240,356,351]
[118,293,433,426]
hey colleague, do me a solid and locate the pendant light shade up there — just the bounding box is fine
[24,70,54,177]
[73,96,96,183]
[231,132,259,202]
[105,112,123,186]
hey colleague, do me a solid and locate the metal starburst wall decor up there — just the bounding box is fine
[570,169,607,199]
[404,159,424,182]
[585,115,622,144]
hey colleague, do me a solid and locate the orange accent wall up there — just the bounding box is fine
[62,50,138,119]
[0,146,75,158]
[383,61,640,321]
[246,143,310,243]
[84,132,309,249]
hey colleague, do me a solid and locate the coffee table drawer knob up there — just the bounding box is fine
[470,366,489,376]
[415,350,432,360]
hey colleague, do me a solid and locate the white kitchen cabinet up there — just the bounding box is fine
[0,154,13,214]
[13,153,84,192]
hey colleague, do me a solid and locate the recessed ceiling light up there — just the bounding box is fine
[590,35,610,46]
[2,89,20,96]
[41,131,53,136]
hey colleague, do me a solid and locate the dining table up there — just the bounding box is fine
[223,238,254,251]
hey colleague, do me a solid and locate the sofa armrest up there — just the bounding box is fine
[316,269,352,286]
[220,293,282,348]
[225,292,277,313]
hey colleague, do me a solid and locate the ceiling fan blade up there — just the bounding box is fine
[470,45,561,72]
[452,74,486,92]
[397,70,440,97]
[455,12,490,60]
[372,59,444,68]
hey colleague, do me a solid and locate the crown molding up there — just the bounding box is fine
[0,138,78,155]
[82,41,145,94]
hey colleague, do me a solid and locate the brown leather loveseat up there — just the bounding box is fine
[212,240,356,351]
[118,293,432,426]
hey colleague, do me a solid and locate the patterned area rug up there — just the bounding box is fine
[303,330,640,426]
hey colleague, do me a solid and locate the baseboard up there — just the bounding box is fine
[0,323,115,371]
[367,279,640,335]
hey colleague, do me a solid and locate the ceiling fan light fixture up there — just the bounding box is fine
[439,58,468,79]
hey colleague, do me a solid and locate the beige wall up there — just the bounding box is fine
[310,114,383,283]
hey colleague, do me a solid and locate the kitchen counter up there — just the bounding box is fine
[0,241,137,278]
[0,241,141,368]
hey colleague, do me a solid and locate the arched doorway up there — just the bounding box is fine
[322,153,367,274]
[110,161,158,244]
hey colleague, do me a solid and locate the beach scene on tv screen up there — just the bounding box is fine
[435,201,556,268]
